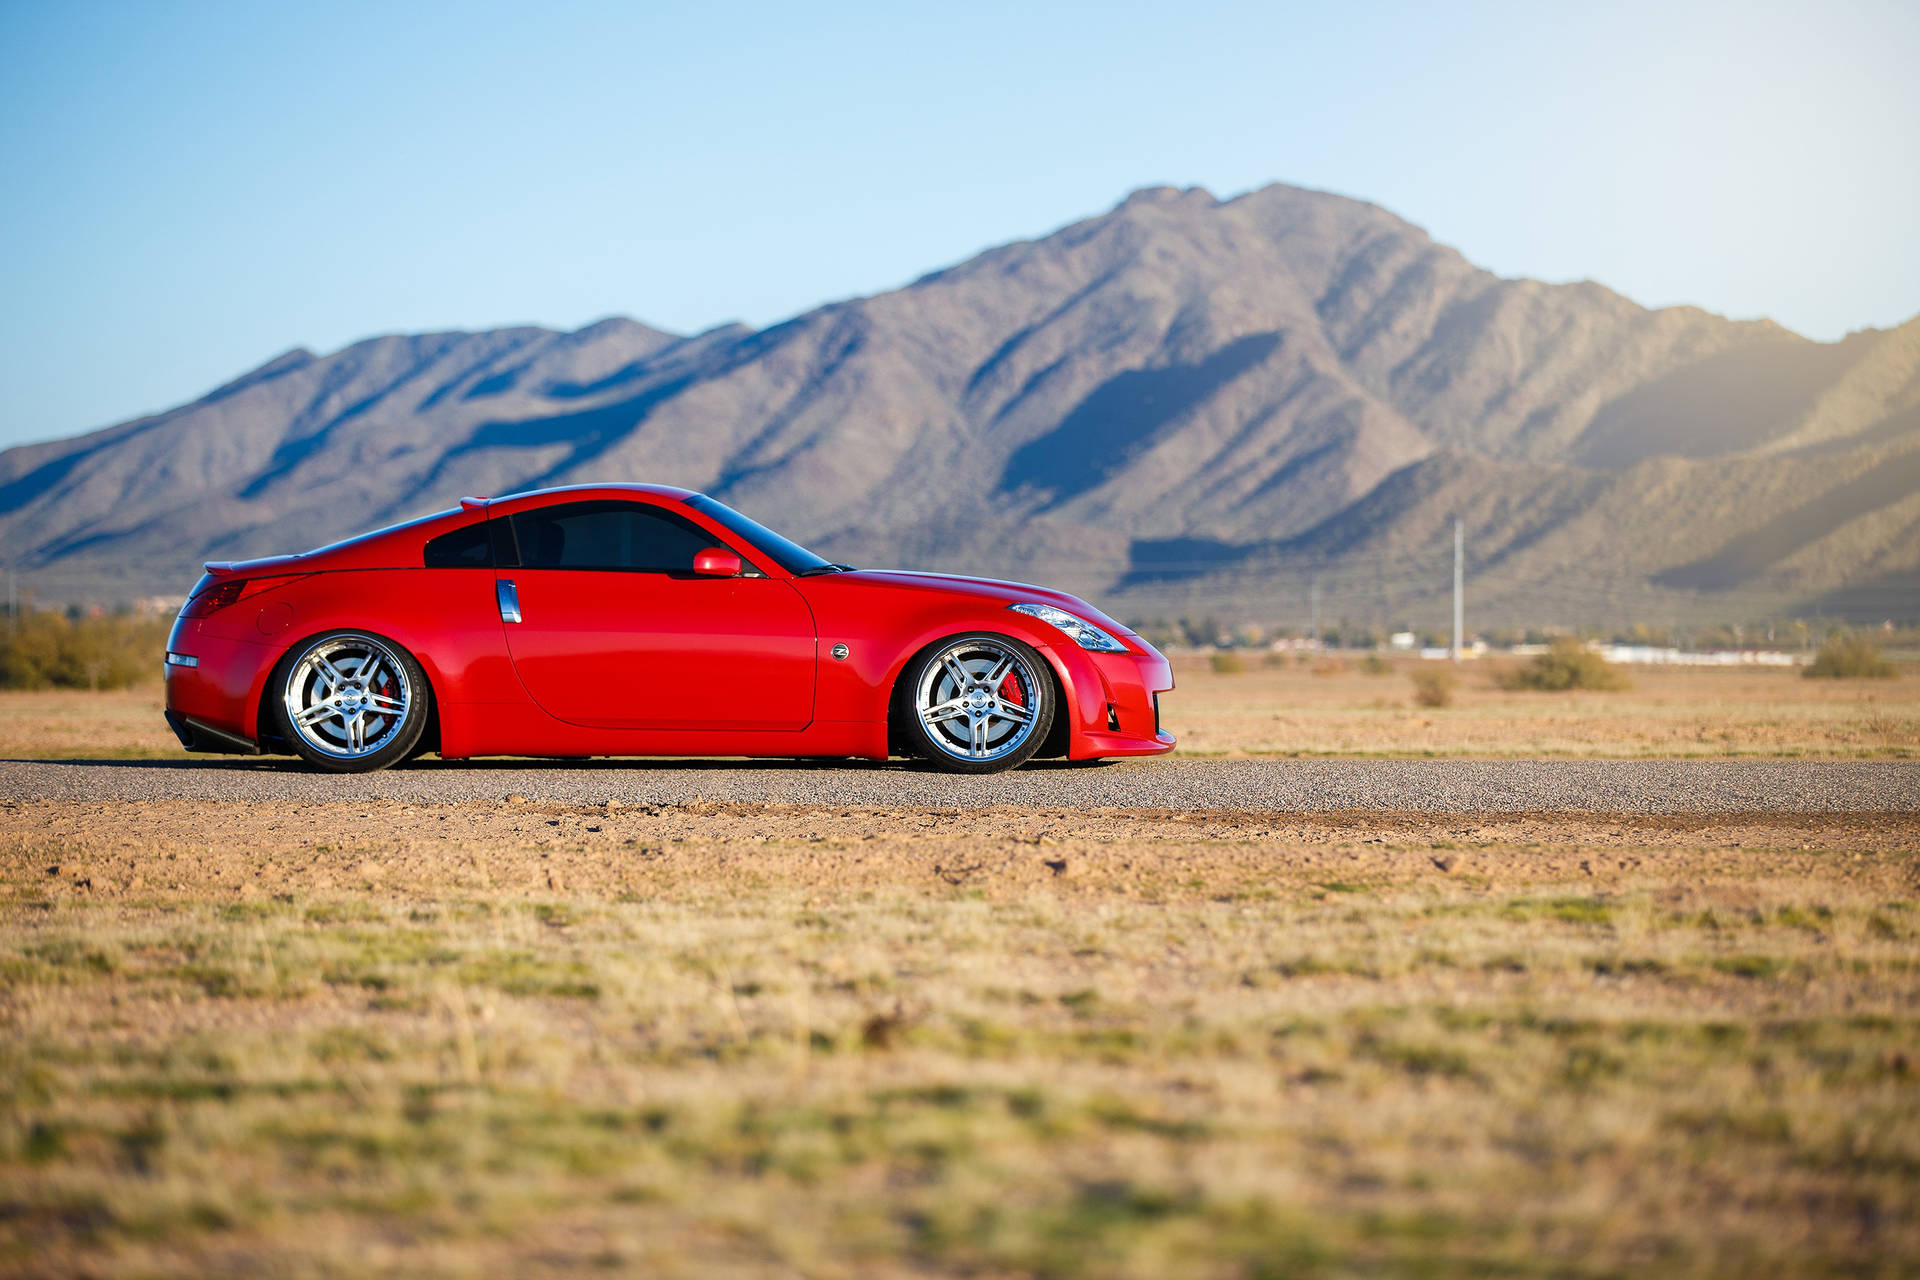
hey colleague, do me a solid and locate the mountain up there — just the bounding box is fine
[4,183,1917,627]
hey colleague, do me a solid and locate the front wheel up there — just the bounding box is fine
[899,634,1054,774]
[273,630,430,773]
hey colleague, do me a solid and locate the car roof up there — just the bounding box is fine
[474,483,695,516]
[204,484,702,577]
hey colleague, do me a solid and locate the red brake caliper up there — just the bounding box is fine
[997,671,1025,707]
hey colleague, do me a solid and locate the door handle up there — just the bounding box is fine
[496,579,522,624]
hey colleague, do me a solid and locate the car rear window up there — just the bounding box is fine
[423,521,493,568]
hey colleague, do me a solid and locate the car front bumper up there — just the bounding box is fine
[1052,641,1177,760]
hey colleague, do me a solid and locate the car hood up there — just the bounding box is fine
[820,569,1137,636]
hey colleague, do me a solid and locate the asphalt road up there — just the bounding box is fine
[1,757,1916,814]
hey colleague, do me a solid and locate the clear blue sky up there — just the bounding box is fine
[2,0,1916,449]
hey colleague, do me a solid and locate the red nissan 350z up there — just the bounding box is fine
[164,484,1175,774]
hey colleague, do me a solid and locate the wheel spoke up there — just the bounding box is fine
[295,700,339,727]
[941,655,972,693]
[922,698,968,725]
[358,657,384,691]
[983,656,1013,687]
[969,713,990,757]
[990,699,1033,724]
[364,691,405,715]
[311,653,349,688]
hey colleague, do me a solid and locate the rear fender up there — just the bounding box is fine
[234,568,517,751]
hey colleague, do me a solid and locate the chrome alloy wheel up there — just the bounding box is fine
[281,633,413,760]
[913,637,1041,763]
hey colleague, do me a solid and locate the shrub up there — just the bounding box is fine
[1500,638,1629,692]
[0,611,170,690]
[1360,653,1392,676]
[1804,636,1896,680]
[1208,651,1247,675]
[1410,668,1457,708]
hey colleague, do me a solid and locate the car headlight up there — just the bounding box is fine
[1008,602,1127,653]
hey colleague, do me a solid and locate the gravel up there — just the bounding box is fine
[3,758,1917,814]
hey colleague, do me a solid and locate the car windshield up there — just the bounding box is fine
[685,494,843,576]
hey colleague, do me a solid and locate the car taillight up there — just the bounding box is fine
[179,574,307,618]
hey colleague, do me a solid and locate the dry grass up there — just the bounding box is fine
[1173,656,1919,758]
[1806,637,1899,681]
[1497,639,1632,693]
[0,690,179,760]
[4,661,1916,766]
[2,799,1918,1276]
[1408,667,1458,709]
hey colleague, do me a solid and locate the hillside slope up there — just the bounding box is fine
[3,184,1914,623]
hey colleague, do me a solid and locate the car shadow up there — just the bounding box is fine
[2,755,1125,773]
[1,757,303,771]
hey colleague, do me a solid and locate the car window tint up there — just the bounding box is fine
[509,501,717,573]
[423,520,493,568]
[685,494,834,575]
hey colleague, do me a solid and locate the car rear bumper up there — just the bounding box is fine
[163,622,279,749]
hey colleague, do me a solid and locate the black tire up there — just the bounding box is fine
[896,632,1055,774]
[271,630,431,774]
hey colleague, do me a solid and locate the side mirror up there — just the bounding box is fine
[692,546,742,577]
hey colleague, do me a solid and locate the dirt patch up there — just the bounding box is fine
[3,800,1918,1277]
[11,799,1918,903]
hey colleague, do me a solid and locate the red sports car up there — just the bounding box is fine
[164,484,1176,774]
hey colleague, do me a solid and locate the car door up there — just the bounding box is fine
[495,498,817,731]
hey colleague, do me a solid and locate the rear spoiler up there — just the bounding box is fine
[201,556,307,578]
[200,500,486,579]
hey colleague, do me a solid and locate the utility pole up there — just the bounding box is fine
[1309,573,1320,650]
[1451,519,1463,663]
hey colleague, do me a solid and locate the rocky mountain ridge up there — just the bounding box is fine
[3,183,1915,625]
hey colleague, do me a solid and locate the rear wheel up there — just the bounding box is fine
[900,634,1053,774]
[273,630,429,773]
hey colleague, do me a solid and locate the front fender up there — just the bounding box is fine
[800,582,1161,758]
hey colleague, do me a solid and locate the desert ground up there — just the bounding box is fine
[2,660,1917,1277]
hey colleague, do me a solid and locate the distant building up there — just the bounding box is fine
[1599,644,1800,667]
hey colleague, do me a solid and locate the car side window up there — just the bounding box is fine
[507,500,724,573]
[423,520,493,568]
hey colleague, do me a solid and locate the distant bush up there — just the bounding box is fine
[1500,638,1630,692]
[1409,668,1457,708]
[0,611,170,690]
[1209,651,1247,675]
[1804,636,1896,680]
[1360,653,1392,676]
